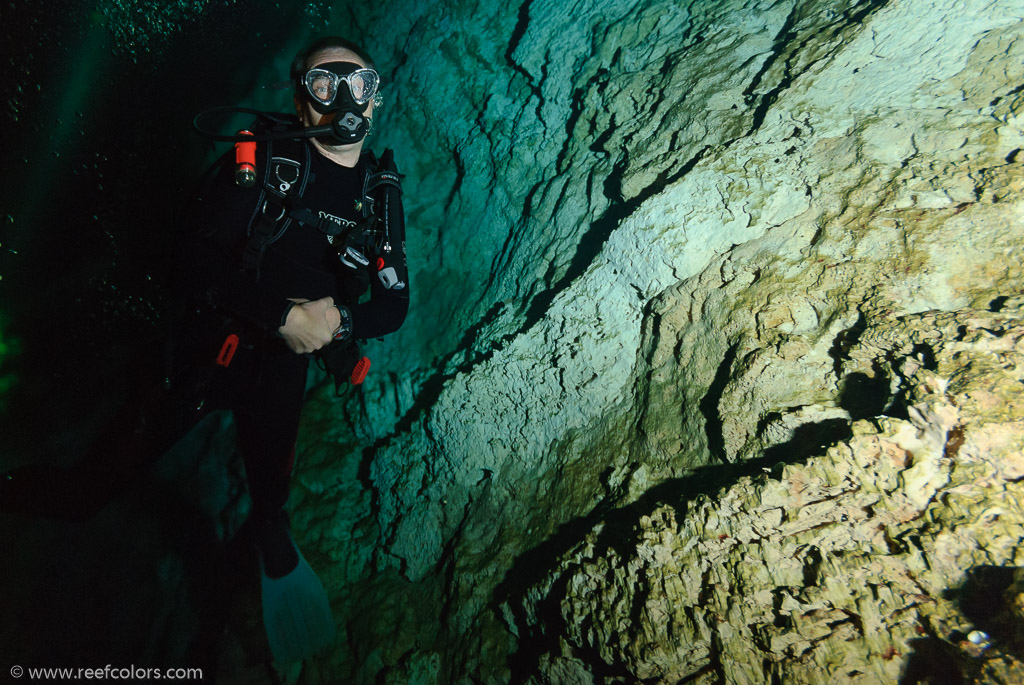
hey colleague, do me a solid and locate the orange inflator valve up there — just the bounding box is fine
[234,130,257,187]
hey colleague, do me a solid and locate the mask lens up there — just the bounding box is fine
[303,65,379,108]
[305,69,338,105]
[347,69,379,104]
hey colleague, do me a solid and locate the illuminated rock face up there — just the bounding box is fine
[2,1,1021,681]
[283,0,1024,682]
[504,304,1024,683]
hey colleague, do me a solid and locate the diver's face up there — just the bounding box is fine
[295,47,375,129]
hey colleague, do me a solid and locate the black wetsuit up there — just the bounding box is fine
[175,138,408,518]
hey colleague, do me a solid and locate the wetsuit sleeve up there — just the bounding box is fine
[173,151,294,330]
[349,169,409,339]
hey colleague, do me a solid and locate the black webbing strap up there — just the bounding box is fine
[286,206,345,237]
[239,129,309,273]
[241,198,284,272]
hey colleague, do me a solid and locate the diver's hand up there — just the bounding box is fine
[278,297,342,354]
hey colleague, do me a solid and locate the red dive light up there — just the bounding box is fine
[234,130,257,187]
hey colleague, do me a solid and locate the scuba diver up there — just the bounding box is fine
[0,35,408,667]
[172,35,410,665]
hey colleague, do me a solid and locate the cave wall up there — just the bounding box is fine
[1,0,1022,682]
[287,0,1024,682]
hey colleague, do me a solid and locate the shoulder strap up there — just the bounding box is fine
[240,118,312,273]
[361,148,403,214]
[361,148,404,255]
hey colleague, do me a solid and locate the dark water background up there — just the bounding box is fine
[0,1,338,466]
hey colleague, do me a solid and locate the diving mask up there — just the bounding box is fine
[303,62,379,114]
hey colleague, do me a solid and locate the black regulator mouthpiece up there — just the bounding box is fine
[320,109,368,145]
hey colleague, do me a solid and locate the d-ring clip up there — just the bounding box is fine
[261,200,286,221]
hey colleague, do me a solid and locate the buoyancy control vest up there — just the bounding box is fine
[186,114,406,390]
[239,116,403,278]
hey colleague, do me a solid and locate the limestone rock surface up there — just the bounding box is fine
[260,0,1024,682]
[504,303,1024,683]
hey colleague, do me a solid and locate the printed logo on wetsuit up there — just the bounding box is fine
[320,211,356,244]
